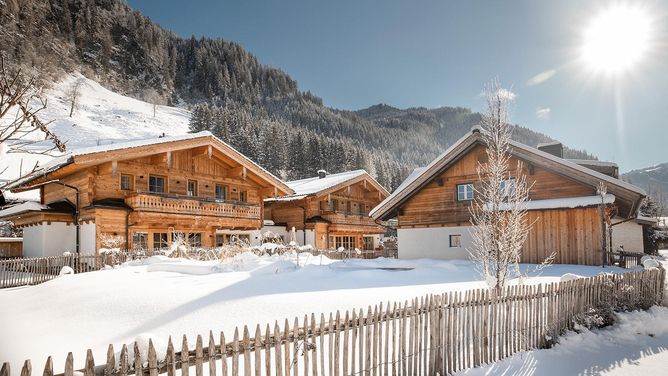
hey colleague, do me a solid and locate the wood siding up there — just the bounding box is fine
[398,145,596,227]
[522,207,603,265]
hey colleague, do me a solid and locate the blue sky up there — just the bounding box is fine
[128,0,668,172]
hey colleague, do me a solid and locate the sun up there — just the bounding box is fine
[581,5,652,74]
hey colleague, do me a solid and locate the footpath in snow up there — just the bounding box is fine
[0,253,626,370]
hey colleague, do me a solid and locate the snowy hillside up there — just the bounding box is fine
[0,74,191,200]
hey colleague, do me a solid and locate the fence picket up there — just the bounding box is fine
[181,335,189,376]
[209,332,217,376]
[242,327,251,376]
[20,360,31,376]
[196,335,204,376]
[148,339,158,376]
[119,345,128,376]
[134,342,143,376]
[43,357,53,376]
[64,353,74,376]
[166,337,176,376]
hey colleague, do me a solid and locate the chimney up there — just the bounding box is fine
[537,141,563,158]
[317,169,327,179]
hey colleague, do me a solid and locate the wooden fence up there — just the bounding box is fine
[0,253,146,289]
[0,247,390,289]
[1,267,664,376]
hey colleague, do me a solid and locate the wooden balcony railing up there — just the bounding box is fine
[125,192,261,219]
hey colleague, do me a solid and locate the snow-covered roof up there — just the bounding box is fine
[265,170,387,202]
[567,159,618,168]
[370,128,646,220]
[494,194,615,211]
[393,167,426,194]
[3,132,213,190]
[0,201,49,218]
[2,131,291,195]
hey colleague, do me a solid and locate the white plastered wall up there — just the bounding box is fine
[259,225,315,247]
[22,222,76,257]
[397,226,473,260]
[80,223,96,254]
[610,220,644,252]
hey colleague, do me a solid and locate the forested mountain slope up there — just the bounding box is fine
[1,0,594,190]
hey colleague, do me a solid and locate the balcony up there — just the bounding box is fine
[125,192,261,219]
[318,210,378,227]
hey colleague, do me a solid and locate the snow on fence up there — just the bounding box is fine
[1,267,664,376]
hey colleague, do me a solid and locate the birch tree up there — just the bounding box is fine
[468,80,534,295]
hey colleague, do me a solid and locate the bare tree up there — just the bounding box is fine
[67,79,83,117]
[468,79,535,295]
[0,55,66,157]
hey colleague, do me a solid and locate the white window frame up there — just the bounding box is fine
[457,183,474,201]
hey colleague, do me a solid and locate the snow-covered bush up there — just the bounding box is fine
[573,306,615,332]
[59,266,74,275]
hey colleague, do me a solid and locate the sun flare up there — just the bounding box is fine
[581,5,652,74]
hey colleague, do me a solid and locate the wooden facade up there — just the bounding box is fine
[371,129,646,265]
[265,171,389,250]
[1,133,291,253]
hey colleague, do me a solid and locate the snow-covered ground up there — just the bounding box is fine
[0,254,626,370]
[0,73,190,200]
[458,306,668,376]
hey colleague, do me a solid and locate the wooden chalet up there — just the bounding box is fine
[0,132,292,257]
[264,170,389,251]
[370,128,647,265]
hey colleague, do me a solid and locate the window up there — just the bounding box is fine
[334,236,356,250]
[449,234,462,248]
[363,236,374,251]
[239,191,248,203]
[153,233,168,249]
[215,234,225,247]
[120,174,134,191]
[457,183,474,201]
[187,180,198,197]
[500,179,516,197]
[149,175,166,193]
[215,184,228,201]
[132,232,148,250]
[188,233,202,247]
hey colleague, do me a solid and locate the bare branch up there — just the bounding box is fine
[0,54,66,158]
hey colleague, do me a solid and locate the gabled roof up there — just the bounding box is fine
[2,131,292,196]
[265,170,389,203]
[370,128,646,220]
